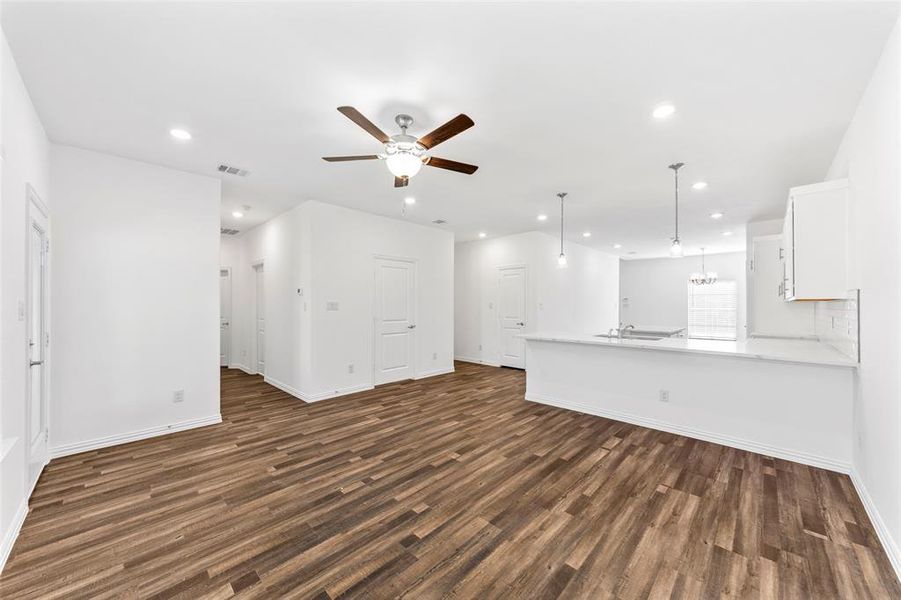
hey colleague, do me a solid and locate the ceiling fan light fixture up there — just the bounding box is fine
[385,150,424,178]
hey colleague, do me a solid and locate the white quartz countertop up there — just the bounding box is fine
[520,332,858,368]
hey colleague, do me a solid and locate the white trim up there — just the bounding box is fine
[0,437,18,464]
[525,392,851,473]
[0,498,29,574]
[454,355,502,367]
[49,414,222,459]
[264,375,373,403]
[414,366,455,380]
[850,469,901,581]
[228,363,256,375]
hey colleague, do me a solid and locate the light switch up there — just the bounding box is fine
[326,301,339,311]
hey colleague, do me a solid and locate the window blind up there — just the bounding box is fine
[687,280,738,340]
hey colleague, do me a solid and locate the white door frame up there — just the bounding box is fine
[372,254,418,384]
[220,267,232,367]
[496,264,529,369]
[25,184,50,485]
[252,260,265,375]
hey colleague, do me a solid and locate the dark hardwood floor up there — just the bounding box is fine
[1,362,898,599]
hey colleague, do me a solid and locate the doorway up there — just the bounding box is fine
[497,265,527,369]
[253,263,265,375]
[373,257,416,385]
[219,268,231,367]
[26,188,50,488]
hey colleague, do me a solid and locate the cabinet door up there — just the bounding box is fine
[751,236,814,336]
[782,199,795,300]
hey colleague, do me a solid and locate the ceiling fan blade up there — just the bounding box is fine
[337,106,390,143]
[394,176,409,188]
[424,156,479,174]
[417,114,474,149]
[322,155,380,162]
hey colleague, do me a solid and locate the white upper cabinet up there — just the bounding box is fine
[781,179,849,301]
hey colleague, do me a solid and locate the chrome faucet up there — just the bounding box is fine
[619,324,635,339]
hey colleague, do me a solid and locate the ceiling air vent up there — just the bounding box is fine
[217,164,250,177]
[432,219,448,225]
[220,227,240,235]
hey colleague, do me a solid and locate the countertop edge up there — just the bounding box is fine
[521,335,860,369]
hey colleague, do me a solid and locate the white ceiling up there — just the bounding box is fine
[3,1,897,258]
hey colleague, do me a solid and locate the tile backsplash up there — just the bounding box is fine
[814,290,859,361]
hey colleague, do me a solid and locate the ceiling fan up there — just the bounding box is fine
[322,106,478,188]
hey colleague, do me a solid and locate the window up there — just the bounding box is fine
[687,280,738,340]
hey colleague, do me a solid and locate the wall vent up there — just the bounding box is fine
[432,219,448,225]
[217,164,250,177]
[220,227,240,235]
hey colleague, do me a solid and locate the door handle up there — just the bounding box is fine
[516,322,525,326]
[407,324,416,329]
[29,360,43,367]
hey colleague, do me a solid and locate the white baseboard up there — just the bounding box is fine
[264,375,373,403]
[49,414,222,459]
[454,356,501,367]
[850,469,901,581]
[414,366,455,380]
[228,363,256,375]
[0,498,28,574]
[525,392,851,474]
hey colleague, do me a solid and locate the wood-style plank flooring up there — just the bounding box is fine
[1,363,898,599]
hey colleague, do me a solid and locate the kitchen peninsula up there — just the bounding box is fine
[521,332,858,472]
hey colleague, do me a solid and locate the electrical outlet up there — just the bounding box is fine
[659,390,669,403]
[432,352,437,360]
[348,363,354,374]
[173,389,185,403]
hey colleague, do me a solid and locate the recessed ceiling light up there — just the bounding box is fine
[652,103,675,119]
[169,128,192,141]
[613,243,622,249]
[537,214,548,221]
[478,232,487,238]
[722,231,733,236]
[710,212,724,220]
[692,182,708,190]
[404,197,416,205]
[232,211,244,218]
[582,232,591,238]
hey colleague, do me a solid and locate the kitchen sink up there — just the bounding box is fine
[594,333,664,341]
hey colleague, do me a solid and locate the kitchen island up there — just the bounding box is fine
[521,333,857,472]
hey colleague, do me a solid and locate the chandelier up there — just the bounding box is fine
[689,247,717,285]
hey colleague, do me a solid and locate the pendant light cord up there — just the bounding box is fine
[557,192,567,256]
[669,163,683,242]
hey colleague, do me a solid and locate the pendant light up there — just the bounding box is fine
[557,192,568,267]
[669,162,684,257]
[689,247,718,285]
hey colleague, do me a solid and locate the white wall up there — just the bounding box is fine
[825,19,901,574]
[49,145,221,450]
[454,231,620,365]
[0,32,50,570]
[224,200,454,400]
[620,251,747,339]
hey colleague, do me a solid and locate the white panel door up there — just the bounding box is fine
[219,268,231,367]
[254,264,265,374]
[27,209,49,486]
[374,258,416,385]
[498,266,527,368]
